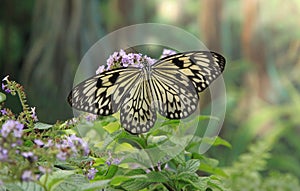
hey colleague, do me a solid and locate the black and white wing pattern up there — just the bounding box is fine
[68,51,226,134]
[153,51,225,92]
[68,68,142,116]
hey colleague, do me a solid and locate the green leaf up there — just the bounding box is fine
[79,180,111,191]
[110,175,147,186]
[105,165,118,179]
[51,174,88,191]
[40,170,88,190]
[0,92,6,103]
[146,171,169,183]
[102,121,120,133]
[176,172,202,189]
[185,159,201,173]
[3,181,44,191]
[202,136,232,148]
[34,122,53,130]
[121,179,150,191]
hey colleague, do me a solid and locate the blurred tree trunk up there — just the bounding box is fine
[199,0,223,52]
[199,0,224,109]
[22,0,103,122]
[239,0,271,118]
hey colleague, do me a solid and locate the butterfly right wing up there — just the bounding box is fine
[68,67,142,116]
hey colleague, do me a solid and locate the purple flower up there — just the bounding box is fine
[144,55,156,65]
[96,65,105,74]
[112,158,121,165]
[1,120,23,138]
[106,51,120,69]
[22,151,37,162]
[0,109,7,116]
[38,166,51,174]
[87,168,98,180]
[119,49,126,57]
[67,134,90,155]
[85,114,97,122]
[160,49,177,58]
[13,122,24,138]
[22,170,35,181]
[1,83,5,91]
[56,151,67,161]
[22,151,34,157]
[0,147,8,161]
[44,139,53,147]
[31,107,38,122]
[121,56,130,67]
[34,139,44,147]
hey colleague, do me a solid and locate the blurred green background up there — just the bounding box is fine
[1,0,300,181]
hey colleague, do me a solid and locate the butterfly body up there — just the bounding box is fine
[68,51,225,134]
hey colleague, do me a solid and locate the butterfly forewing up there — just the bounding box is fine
[68,68,141,115]
[153,51,225,92]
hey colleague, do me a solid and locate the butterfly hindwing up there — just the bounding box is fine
[120,75,156,134]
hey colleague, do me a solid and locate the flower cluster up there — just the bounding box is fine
[1,120,23,139]
[96,49,156,74]
[34,134,90,161]
[0,120,24,162]
[1,75,38,124]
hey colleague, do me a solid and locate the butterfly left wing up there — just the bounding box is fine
[68,67,142,116]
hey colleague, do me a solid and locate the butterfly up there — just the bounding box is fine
[68,51,226,134]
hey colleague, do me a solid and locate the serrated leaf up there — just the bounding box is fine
[0,92,6,103]
[146,171,169,183]
[185,159,200,173]
[172,152,185,165]
[34,122,53,130]
[176,172,203,190]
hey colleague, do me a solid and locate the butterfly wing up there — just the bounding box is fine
[68,67,142,116]
[150,68,199,119]
[153,51,225,92]
[151,51,225,119]
[120,74,156,134]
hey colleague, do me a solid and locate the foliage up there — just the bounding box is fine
[1,74,299,191]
